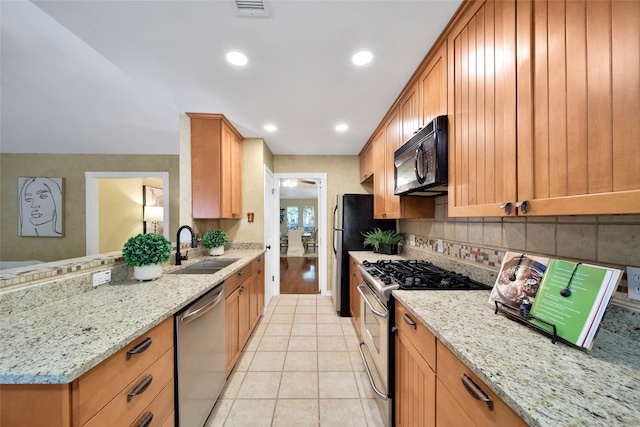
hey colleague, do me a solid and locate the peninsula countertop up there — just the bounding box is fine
[0,250,263,384]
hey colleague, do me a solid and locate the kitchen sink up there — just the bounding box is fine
[170,258,240,274]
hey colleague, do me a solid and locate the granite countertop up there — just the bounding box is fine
[348,250,640,426]
[0,249,263,385]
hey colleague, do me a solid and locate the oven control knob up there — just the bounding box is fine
[381,276,392,284]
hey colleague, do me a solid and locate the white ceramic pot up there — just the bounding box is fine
[209,246,224,256]
[133,264,163,281]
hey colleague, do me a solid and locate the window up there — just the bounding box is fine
[303,206,315,233]
[286,206,299,230]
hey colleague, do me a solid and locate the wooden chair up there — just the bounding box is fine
[304,228,318,253]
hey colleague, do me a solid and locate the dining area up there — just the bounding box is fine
[280,228,317,257]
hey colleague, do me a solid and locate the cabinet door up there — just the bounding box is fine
[359,142,374,183]
[383,110,402,218]
[231,133,243,218]
[225,287,240,375]
[400,82,420,144]
[395,329,436,427]
[373,129,387,219]
[448,0,518,217]
[420,43,448,126]
[238,280,252,349]
[515,0,640,215]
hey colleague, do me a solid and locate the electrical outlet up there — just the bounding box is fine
[409,234,416,246]
[92,270,111,287]
[627,266,640,301]
[437,239,444,253]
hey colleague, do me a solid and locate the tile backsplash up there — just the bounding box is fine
[399,195,640,303]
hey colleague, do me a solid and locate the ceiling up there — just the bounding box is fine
[1,0,461,156]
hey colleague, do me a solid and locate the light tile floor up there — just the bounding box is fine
[206,294,385,427]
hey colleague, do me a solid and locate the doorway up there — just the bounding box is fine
[85,171,170,255]
[270,172,327,298]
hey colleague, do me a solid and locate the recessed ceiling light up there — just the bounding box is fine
[264,124,277,132]
[335,123,349,132]
[352,50,373,66]
[226,51,248,66]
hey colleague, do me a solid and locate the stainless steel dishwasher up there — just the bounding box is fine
[175,282,226,427]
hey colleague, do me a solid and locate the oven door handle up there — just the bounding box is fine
[357,285,388,319]
[358,342,389,401]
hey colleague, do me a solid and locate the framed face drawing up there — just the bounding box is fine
[18,177,64,237]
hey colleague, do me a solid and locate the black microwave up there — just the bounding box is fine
[394,115,448,196]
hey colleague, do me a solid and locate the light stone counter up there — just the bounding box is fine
[349,250,640,426]
[0,250,263,384]
[394,290,640,427]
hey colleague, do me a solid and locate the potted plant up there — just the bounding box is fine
[122,233,172,281]
[202,229,229,256]
[362,228,404,255]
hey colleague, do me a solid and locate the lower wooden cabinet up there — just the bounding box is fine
[394,301,527,427]
[0,318,175,427]
[436,341,528,427]
[225,255,265,376]
[394,303,436,427]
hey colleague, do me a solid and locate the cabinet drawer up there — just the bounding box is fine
[130,379,175,427]
[436,342,527,427]
[251,255,264,272]
[225,264,253,297]
[395,303,436,371]
[75,318,173,425]
[84,349,174,427]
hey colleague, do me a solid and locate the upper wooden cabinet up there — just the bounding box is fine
[188,113,243,219]
[359,141,374,183]
[515,0,640,215]
[400,82,421,144]
[420,43,448,127]
[447,0,519,217]
[448,0,640,217]
[374,109,403,219]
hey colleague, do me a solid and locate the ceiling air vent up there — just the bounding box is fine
[231,0,271,17]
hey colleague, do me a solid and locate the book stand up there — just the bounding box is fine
[494,301,558,344]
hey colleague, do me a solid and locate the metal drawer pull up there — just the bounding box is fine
[515,200,530,214]
[238,270,245,276]
[499,202,513,215]
[127,374,153,403]
[402,314,417,329]
[461,373,493,411]
[136,412,154,427]
[126,338,152,360]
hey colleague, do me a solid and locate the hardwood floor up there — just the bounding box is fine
[280,257,318,294]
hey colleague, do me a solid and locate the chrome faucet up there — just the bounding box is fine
[176,225,197,265]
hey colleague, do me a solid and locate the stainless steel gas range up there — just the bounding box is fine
[356,259,491,427]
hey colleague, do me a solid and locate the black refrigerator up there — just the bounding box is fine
[332,194,395,316]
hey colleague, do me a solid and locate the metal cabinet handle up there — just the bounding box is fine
[515,200,530,214]
[136,412,153,427]
[239,285,245,294]
[461,373,493,411]
[127,374,153,403]
[402,313,417,329]
[126,338,152,360]
[499,202,513,215]
[237,270,245,276]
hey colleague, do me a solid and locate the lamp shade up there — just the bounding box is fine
[144,205,164,222]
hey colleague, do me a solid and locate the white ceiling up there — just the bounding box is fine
[0,0,461,156]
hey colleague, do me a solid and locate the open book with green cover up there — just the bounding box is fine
[489,252,623,349]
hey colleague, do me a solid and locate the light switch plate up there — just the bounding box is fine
[626,266,640,301]
[437,239,444,253]
[409,234,416,246]
[92,270,111,287]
